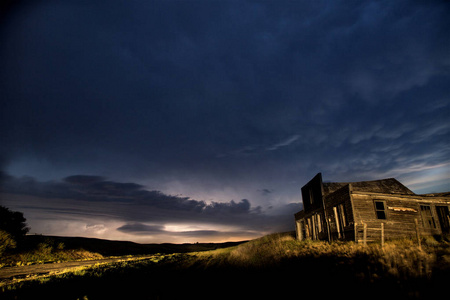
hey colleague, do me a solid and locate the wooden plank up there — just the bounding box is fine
[333,206,341,239]
[415,218,422,249]
[363,222,367,246]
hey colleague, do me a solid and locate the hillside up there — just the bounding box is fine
[2,233,450,299]
[22,235,246,256]
[0,234,246,267]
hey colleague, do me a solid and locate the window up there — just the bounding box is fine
[309,188,315,205]
[374,201,387,219]
[420,205,436,229]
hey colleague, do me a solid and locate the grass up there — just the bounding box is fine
[181,232,450,299]
[1,233,450,299]
[0,239,104,267]
[189,232,450,278]
[1,234,245,268]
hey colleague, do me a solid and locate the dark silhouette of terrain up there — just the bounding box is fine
[22,235,246,256]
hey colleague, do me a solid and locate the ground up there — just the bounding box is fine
[0,255,155,284]
[1,233,449,299]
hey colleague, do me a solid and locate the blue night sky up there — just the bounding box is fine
[1,0,449,243]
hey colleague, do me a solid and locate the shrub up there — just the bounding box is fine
[0,230,16,256]
[0,206,29,245]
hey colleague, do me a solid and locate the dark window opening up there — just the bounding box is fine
[374,201,386,219]
[436,206,450,233]
[420,205,436,229]
[309,188,314,205]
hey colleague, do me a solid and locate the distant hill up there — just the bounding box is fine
[22,235,247,256]
[420,192,450,197]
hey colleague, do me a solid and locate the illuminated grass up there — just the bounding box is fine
[1,233,449,299]
[187,232,450,279]
[0,240,104,268]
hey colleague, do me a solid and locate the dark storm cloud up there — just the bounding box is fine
[2,0,447,173]
[1,1,449,241]
[1,174,295,235]
[116,223,165,235]
[2,1,448,175]
[2,174,206,211]
[64,175,106,185]
[259,189,273,196]
[116,222,253,238]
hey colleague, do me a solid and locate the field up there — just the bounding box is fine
[0,234,244,267]
[1,233,450,299]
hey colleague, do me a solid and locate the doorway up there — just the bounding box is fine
[436,206,450,234]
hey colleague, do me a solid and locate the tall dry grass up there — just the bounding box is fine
[0,240,103,267]
[2,233,448,299]
[191,232,450,281]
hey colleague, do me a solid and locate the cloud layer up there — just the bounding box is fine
[0,1,449,241]
[0,173,299,242]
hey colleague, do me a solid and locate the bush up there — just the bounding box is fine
[0,230,16,256]
[0,206,29,244]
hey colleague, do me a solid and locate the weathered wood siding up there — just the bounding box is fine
[324,185,354,241]
[351,192,450,242]
[294,173,450,243]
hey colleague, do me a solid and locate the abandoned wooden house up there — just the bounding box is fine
[294,173,450,243]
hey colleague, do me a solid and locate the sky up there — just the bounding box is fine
[0,0,449,243]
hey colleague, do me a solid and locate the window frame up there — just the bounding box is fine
[374,200,387,220]
[420,205,437,229]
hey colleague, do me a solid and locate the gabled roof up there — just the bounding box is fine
[322,178,415,196]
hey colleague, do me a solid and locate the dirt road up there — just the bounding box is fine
[0,255,154,283]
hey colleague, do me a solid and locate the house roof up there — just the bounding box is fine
[322,178,415,196]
